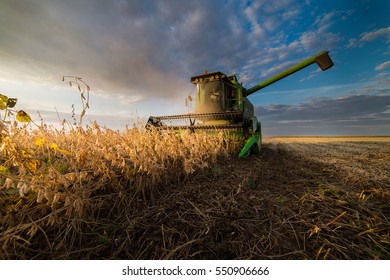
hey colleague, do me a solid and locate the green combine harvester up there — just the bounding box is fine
[147,51,334,157]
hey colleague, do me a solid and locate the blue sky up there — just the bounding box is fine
[1,0,389,135]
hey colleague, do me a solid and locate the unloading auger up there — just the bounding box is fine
[147,51,334,157]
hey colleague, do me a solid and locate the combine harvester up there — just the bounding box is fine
[147,51,334,157]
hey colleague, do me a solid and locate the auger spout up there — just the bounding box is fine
[245,51,333,96]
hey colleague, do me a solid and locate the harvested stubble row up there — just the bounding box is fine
[121,137,389,260]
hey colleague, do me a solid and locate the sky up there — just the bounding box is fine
[0,0,389,135]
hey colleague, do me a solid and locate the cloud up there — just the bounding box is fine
[260,60,299,78]
[256,94,390,121]
[255,93,390,135]
[2,0,240,101]
[296,10,342,52]
[371,71,390,88]
[0,0,365,109]
[346,38,360,48]
[298,31,340,51]
[360,26,390,42]
[347,25,390,48]
[0,0,331,91]
[299,68,322,82]
[313,11,336,33]
[282,9,300,20]
[341,9,355,20]
[244,4,265,39]
[0,1,257,99]
[375,61,390,71]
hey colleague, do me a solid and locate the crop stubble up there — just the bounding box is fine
[129,136,389,259]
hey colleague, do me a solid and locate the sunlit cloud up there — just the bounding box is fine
[375,61,390,71]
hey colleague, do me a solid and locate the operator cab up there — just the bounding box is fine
[191,71,242,113]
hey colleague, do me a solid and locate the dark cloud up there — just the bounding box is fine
[1,0,252,99]
[255,94,390,135]
[0,0,328,102]
[0,0,195,99]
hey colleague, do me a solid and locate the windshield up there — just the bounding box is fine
[198,81,222,113]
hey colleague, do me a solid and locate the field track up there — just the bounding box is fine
[1,136,389,259]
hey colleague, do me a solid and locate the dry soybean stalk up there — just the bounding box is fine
[62,76,91,126]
